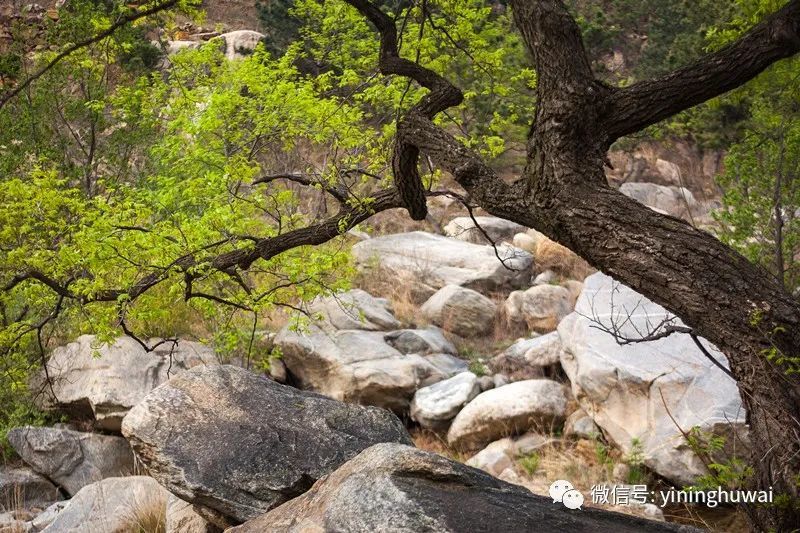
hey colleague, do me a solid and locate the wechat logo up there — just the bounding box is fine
[549,480,584,510]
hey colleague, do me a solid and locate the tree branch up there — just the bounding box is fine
[603,0,800,141]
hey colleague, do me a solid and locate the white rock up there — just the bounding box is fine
[447,379,568,450]
[420,284,497,337]
[352,232,532,302]
[619,182,702,221]
[307,289,400,331]
[410,372,481,430]
[504,285,573,333]
[443,216,526,245]
[39,335,219,431]
[564,408,600,439]
[274,326,452,412]
[216,30,264,60]
[558,272,748,486]
[465,438,514,476]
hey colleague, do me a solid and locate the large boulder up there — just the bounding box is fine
[216,30,265,60]
[420,284,497,337]
[7,427,135,496]
[0,466,62,511]
[274,326,459,412]
[383,326,456,355]
[443,216,526,245]
[447,379,568,450]
[41,477,168,533]
[39,335,219,431]
[489,332,564,381]
[504,285,574,333]
[352,231,532,302]
[307,289,400,331]
[410,372,481,430]
[228,443,695,533]
[121,365,412,525]
[558,272,748,486]
[619,182,702,221]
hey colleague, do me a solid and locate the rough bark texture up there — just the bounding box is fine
[344,0,800,530]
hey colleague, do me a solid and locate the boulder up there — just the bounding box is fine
[39,335,219,431]
[274,326,453,412]
[447,379,568,450]
[0,467,62,511]
[352,232,532,302]
[121,365,412,525]
[29,501,68,531]
[619,182,702,221]
[443,216,526,245]
[307,289,400,331]
[564,408,601,439]
[216,30,264,60]
[466,439,514,476]
[166,494,221,533]
[7,427,135,496]
[410,372,481,430]
[558,272,748,486]
[489,332,564,381]
[41,477,168,533]
[420,284,497,337]
[504,285,573,333]
[228,443,696,533]
[383,326,456,355]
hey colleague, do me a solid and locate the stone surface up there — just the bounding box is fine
[447,379,568,450]
[29,501,68,531]
[352,231,532,301]
[274,326,452,411]
[41,477,168,533]
[410,372,481,430]
[443,216,526,245]
[166,494,221,533]
[383,326,456,355]
[7,426,135,496]
[121,365,412,524]
[420,284,497,337]
[0,467,62,511]
[489,332,564,381]
[558,272,748,485]
[40,335,219,431]
[307,289,400,332]
[504,285,573,333]
[228,443,696,533]
[466,439,514,476]
[619,182,702,221]
[564,408,600,439]
[216,30,264,60]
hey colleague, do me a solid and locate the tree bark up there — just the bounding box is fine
[347,0,800,529]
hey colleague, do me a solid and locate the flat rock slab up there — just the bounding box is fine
[121,365,412,525]
[229,443,698,533]
[8,426,135,496]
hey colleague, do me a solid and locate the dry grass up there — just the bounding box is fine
[119,487,167,533]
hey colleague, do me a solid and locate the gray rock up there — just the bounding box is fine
[504,285,573,333]
[0,467,62,511]
[228,443,697,533]
[477,375,495,392]
[29,501,68,531]
[274,326,449,412]
[216,30,264,60]
[7,427,134,496]
[39,335,219,431]
[489,332,563,381]
[166,494,220,533]
[121,365,412,525]
[41,477,168,533]
[268,358,287,383]
[466,439,514,476]
[307,289,400,331]
[558,272,748,486]
[420,284,497,337]
[422,353,469,381]
[443,216,526,245]
[383,327,456,355]
[352,232,532,302]
[619,182,703,221]
[564,409,600,439]
[447,379,568,450]
[410,372,481,430]
[533,270,559,285]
